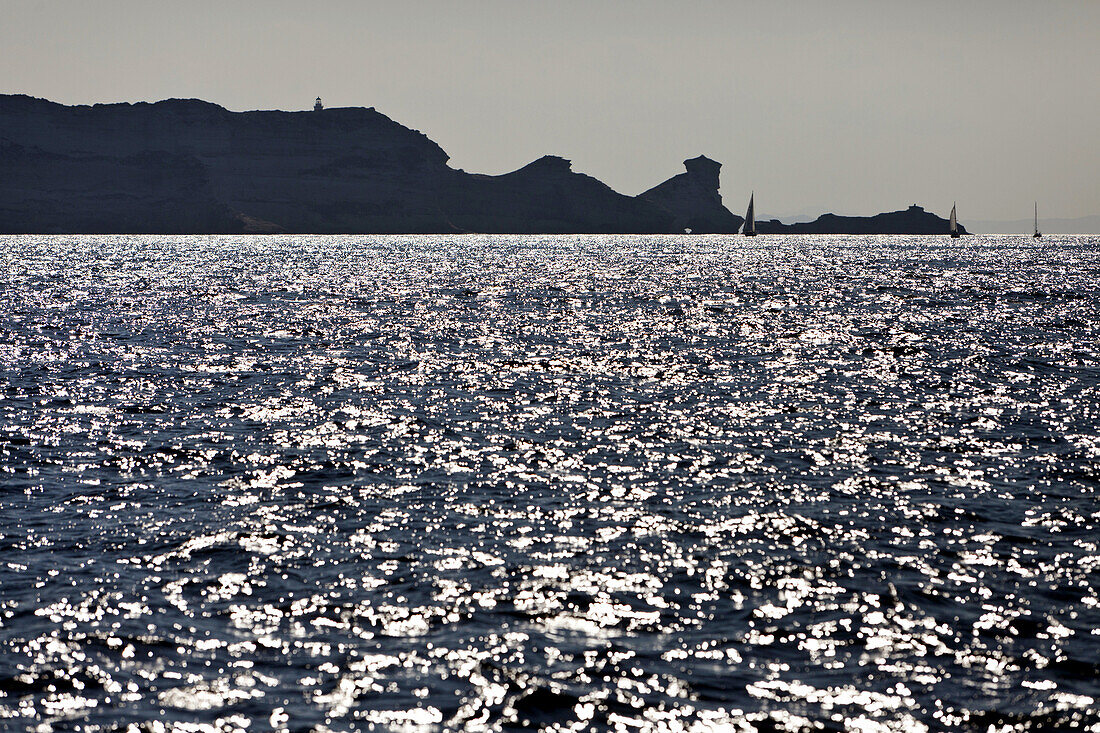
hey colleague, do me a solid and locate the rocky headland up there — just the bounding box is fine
[1,95,965,235]
[758,205,969,235]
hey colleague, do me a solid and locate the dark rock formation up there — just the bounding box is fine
[0,95,458,233]
[0,95,735,234]
[0,95,969,235]
[441,156,673,234]
[757,205,969,235]
[0,139,240,233]
[639,156,743,233]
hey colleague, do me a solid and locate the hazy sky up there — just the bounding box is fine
[4,0,1099,221]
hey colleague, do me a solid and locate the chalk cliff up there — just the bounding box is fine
[0,95,737,234]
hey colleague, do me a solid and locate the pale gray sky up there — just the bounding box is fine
[3,0,1098,221]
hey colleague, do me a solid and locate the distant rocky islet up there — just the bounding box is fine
[0,95,966,235]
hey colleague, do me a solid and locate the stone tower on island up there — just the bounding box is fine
[313,97,323,112]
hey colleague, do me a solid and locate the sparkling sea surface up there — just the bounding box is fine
[1,234,1099,733]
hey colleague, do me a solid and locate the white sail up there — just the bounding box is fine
[949,204,957,235]
[743,193,756,236]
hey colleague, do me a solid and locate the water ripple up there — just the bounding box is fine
[1,234,1098,732]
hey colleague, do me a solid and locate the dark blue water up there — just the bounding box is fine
[1,234,1098,732]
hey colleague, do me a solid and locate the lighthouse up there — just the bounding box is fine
[313,97,323,112]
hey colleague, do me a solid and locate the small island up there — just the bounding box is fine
[0,95,966,236]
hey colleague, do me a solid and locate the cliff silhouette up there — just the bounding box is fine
[0,95,965,235]
[0,96,738,234]
[758,205,969,235]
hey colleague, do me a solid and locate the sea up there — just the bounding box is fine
[1,234,1098,732]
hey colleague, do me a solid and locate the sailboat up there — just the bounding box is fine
[949,203,960,238]
[743,192,757,237]
[1033,202,1042,239]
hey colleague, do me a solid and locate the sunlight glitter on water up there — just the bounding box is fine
[1,234,1099,732]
